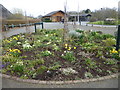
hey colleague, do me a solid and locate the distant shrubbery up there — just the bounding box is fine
[43,20,52,22]
[89,20,119,25]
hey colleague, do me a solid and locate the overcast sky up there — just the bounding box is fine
[0,0,119,17]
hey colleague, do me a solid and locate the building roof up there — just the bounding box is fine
[0,4,12,19]
[43,10,65,17]
[68,13,91,17]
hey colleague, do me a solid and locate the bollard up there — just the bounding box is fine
[116,25,120,51]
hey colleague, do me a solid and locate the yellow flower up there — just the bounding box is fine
[17,35,20,38]
[8,54,12,56]
[110,49,118,54]
[9,49,12,52]
[65,46,67,49]
[9,49,21,53]
[74,47,76,49]
[65,44,68,47]
[54,33,56,35]
[13,37,18,40]
[68,47,71,50]
[5,40,11,43]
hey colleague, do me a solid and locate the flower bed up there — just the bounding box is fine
[1,29,119,81]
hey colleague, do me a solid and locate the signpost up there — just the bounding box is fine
[34,22,44,33]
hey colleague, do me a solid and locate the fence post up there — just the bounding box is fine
[116,25,120,51]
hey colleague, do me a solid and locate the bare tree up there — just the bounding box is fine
[25,11,30,34]
[63,0,69,43]
[8,8,25,20]
[90,7,118,22]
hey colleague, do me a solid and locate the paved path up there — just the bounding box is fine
[1,22,117,40]
[1,77,119,88]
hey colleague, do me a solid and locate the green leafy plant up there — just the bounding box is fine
[2,55,20,63]
[36,65,47,74]
[59,67,78,75]
[84,72,93,78]
[102,38,116,46]
[32,59,45,66]
[85,58,97,69]
[52,44,60,51]
[11,61,24,73]
[104,59,117,65]
[61,51,76,62]
[48,64,61,71]
[7,49,21,57]
[41,50,52,56]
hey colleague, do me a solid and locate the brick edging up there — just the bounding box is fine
[1,73,119,85]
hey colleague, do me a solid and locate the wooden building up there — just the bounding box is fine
[67,11,91,21]
[42,10,65,22]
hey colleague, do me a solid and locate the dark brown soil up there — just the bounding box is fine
[17,46,119,81]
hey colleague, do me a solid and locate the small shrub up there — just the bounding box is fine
[48,64,61,71]
[104,59,117,65]
[32,59,45,66]
[41,50,52,56]
[59,67,78,75]
[7,49,21,57]
[85,58,97,69]
[84,72,93,78]
[36,66,47,74]
[61,51,76,62]
[11,61,24,73]
[102,38,116,46]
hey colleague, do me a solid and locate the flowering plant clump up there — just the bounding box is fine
[12,36,18,40]
[4,39,12,43]
[110,48,120,59]
[41,50,52,56]
[11,61,24,73]
[110,49,118,54]
[61,51,76,62]
[64,44,77,51]
[7,49,21,57]
[22,41,33,50]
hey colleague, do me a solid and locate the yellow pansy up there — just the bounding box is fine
[74,47,76,49]
[5,40,11,43]
[68,47,71,50]
[65,44,68,47]
[9,49,12,52]
[9,49,21,53]
[13,37,18,40]
[110,49,118,54]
